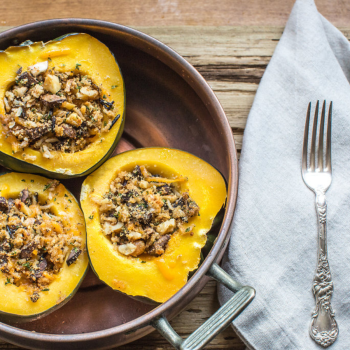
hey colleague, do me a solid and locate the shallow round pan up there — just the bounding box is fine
[0,19,254,350]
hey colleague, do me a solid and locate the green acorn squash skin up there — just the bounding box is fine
[0,33,125,179]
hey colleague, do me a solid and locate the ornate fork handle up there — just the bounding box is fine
[310,191,338,347]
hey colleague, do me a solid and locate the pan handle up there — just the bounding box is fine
[151,263,255,350]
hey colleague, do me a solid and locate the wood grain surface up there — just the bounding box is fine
[0,0,349,27]
[0,14,349,350]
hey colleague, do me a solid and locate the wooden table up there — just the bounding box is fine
[0,1,348,349]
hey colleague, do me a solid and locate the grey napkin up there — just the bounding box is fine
[218,0,350,349]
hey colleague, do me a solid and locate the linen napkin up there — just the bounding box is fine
[218,0,350,349]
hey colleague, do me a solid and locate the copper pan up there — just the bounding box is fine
[0,20,255,349]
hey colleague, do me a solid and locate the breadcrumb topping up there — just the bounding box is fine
[1,63,120,157]
[98,165,199,257]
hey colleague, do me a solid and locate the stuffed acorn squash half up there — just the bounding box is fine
[0,172,88,322]
[81,148,226,303]
[0,33,125,179]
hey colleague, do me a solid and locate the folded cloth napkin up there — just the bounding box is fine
[218,0,350,349]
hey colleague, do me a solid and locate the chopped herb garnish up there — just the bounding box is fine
[75,63,81,70]
[43,182,52,191]
[111,85,118,89]
[141,261,147,264]
[5,278,11,285]
[89,215,94,220]
[21,179,25,182]
[185,227,191,232]
[31,180,34,183]
[42,288,50,292]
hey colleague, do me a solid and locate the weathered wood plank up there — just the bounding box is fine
[137,26,283,63]
[0,0,349,27]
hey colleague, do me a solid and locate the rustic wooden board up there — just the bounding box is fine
[0,0,348,27]
[0,25,348,349]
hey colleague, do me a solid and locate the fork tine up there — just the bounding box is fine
[310,100,319,171]
[326,101,332,170]
[302,102,311,171]
[318,101,326,170]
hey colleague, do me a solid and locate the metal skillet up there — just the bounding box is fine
[0,19,255,350]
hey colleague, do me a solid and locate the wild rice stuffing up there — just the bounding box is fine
[1,61,120,157]
[98,165,200,257]
[0,185,82,302]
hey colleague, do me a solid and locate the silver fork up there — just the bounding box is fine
[302,100,338,347]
